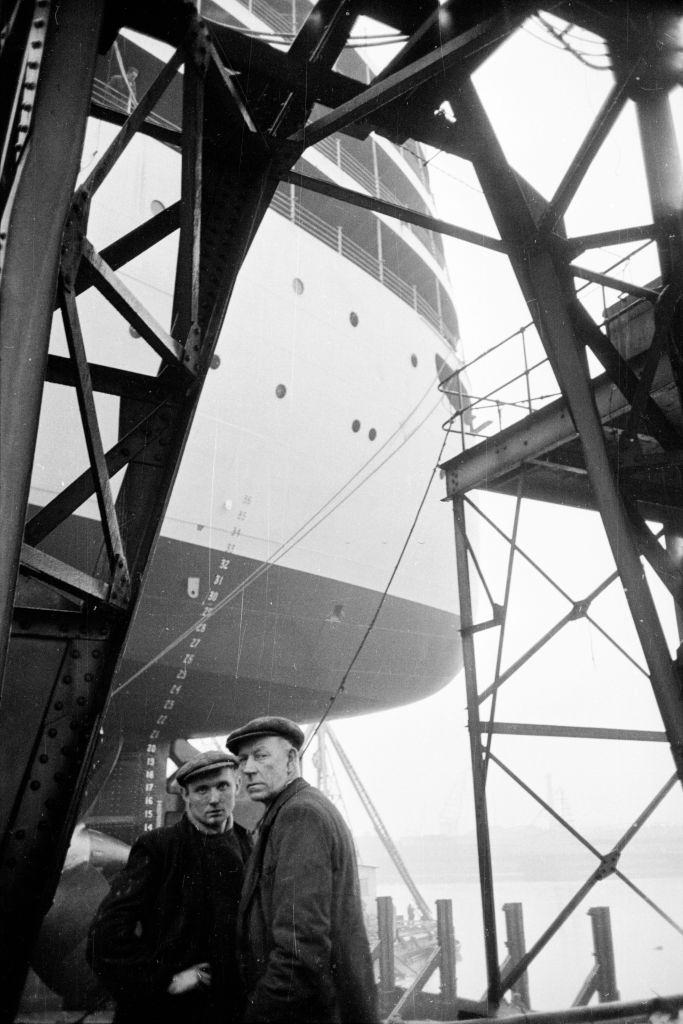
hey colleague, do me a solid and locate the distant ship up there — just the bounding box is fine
[23,0,467,1009]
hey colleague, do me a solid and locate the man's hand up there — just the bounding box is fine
[167,962,212,995]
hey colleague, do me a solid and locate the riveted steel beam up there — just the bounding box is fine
[452,496,502,1007]
[282,168,507,252]
[567,224,656,257]
[82,240,190,371]
[289,17,497,148]
[0,0,105,696]
[0,2,315,1009]
[539,73,635,233]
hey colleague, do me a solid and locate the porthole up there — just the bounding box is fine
[129,324,141,338]
[410,353,418,367]
[351,419,361,433]
[368,428,377,441]
[150,199,165,214]
[211,354,221,370]
[275,384,287,399]
[349,311,359,327]
[292,277,304,295]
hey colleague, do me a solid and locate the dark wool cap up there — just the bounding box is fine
[174,749,239,787]
[226,716,305,754]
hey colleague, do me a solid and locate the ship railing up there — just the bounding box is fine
[442,239,658,450]
[270,184,457,347]
[314,136,444,266]
[93,76,451,347]
[245,0,293,35]
[91,78,179,133]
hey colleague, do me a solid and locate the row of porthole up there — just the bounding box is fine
[294,280,420,355]
[127,251,418,368]
[126,246,416,379]
[274,386,377,439]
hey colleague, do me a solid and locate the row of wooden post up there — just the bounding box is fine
[374,897,619,1019]
[376,895,458,1019]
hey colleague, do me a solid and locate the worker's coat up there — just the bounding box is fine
[238,777,379,1024]
[88,814,251,1023]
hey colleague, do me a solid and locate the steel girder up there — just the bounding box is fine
[430,5,683,1010]
[0,0,379,1010]
[263,0,683,1010]
[444,68,683,767]
[0,4,110,1009]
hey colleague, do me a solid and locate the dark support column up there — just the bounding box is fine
[589,907,619,1003]
[665,526,683,643]
[376,895,396,1003]
[503,902,530,1009]
[635,84,683,647]
[0,5,105,1017]
[452,496,502,1005]
[634,88,683,289]
[436,898,458,1004]
[0,0,105,687]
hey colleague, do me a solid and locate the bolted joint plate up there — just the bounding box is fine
[596,850,621,880]
[183,322,202,374]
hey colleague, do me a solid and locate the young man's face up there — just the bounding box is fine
[182,766,239,833]
[237,736,296,803]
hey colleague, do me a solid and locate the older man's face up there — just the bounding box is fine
[238,736,295,803]
[182,766,239,833]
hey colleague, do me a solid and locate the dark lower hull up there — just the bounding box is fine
[34,512,461,742]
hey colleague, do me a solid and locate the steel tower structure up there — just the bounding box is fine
[1,0,683,1017]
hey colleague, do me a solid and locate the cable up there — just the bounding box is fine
[398,141,485,196]
[532,14,612,70]
[222,25,407,48]
[302,424,450,755]
[112,373,449,697]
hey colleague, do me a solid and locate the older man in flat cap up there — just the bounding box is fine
[227,716,378,1024]
[88,750,251,1024]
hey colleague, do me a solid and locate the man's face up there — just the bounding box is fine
[237,736,295,803]
[182,766,239,833]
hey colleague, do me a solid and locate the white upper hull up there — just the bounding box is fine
[34,126,462,620]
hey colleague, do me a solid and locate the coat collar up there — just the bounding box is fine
[260,776,309,829]
[239,777,309,913]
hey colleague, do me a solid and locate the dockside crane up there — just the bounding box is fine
[324,725,433,923]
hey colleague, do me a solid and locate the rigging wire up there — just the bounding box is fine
[302,424,450,755]
[220,25,407,48]
[531,14,612,70]
[112,372,451,697]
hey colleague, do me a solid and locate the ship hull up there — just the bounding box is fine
[30,123,463,744]
[29,514,460,740]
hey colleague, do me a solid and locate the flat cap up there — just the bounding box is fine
[226,716,305,754]
[174,749,239,787]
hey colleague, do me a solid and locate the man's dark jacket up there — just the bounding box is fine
[87,814,251,1023]
[238,777,378,1024]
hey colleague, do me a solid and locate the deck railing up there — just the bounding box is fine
[91,78,455,349]
[442,241,658,449]
[272,185,456,346]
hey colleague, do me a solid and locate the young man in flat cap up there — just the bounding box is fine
[88,750,251,1024]
[227,716,378,1024]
